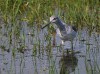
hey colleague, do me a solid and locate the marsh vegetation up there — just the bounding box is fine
[0,0,100,74]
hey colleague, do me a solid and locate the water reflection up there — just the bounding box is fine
[60,53,78,74]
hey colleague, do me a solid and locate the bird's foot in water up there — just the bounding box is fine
[58,44,65,53]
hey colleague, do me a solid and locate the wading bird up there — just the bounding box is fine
[42,15,77,49]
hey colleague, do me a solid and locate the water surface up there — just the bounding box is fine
[0,21,100,74]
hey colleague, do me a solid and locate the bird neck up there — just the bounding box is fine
[54,19,66,31]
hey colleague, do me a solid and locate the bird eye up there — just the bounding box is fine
[53,17,57,20]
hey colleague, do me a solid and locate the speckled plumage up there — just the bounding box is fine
[50,15,77,44]
[42,15,77,45]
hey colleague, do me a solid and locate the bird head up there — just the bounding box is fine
[50,15,58,23]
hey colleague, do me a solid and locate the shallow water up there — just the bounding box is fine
[0,21,100,74]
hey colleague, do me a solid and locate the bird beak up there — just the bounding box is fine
[41,21,51,29]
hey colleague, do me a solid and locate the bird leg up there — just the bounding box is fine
[59,40,65,54]
[71,40,74,51]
